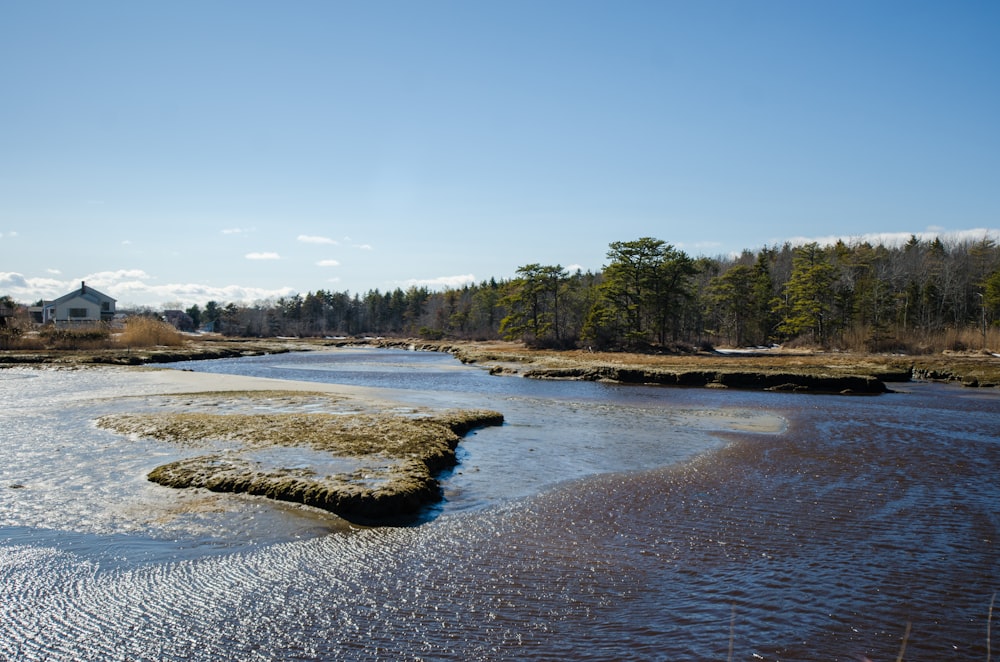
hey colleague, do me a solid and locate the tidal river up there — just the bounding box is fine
[1,347,998,660]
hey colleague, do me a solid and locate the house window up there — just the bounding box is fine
[102,302,111,311]
[69,308,89,318]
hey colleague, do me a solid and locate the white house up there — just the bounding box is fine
[42,282,116,325]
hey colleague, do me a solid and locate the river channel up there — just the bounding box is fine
[1,347,998,660]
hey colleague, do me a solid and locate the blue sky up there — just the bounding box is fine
[2,1,998,307]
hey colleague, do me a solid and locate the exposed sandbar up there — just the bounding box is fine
[128,365,404,403]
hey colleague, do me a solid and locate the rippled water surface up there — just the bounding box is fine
[2,349,998,660]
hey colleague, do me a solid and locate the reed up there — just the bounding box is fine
[37,324,112,349]
[830,325,999,355]
[117,316,185,348]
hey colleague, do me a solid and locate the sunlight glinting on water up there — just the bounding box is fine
[2,352,999,660]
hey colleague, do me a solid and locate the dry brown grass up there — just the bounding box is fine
[450,339,1000,386]
[38,324,112,349]
[831,325,1000,354]
[455,341,905,374]
[96,400,504,522]
[97,408,503,459]
[117,316,185,348]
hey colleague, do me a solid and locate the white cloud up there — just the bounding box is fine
[782,228,1000,250]
[400,274,476,289]
[316,259,341,267]
[84,269,152,283]
[356,244,373,250]
[0,270,298,308]
[0,272,78,302]
[222,227,254,235]
[0,231,18,239]
[245,252,281,260]
[298,234,338,245]
[0,273,30,290]
[111,282,297,308]
[47,268,62,275]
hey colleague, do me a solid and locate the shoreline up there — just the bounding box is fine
[364,338,1000,392]
[5,358,791,527]
[88,368,503,524]
[4,335,1000,392]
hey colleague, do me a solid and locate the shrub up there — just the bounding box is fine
[38,325,112,349]
[418,327,445,340]
[0,327,21,350]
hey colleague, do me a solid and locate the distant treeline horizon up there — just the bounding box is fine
[172,233,1000,353]
[7,234,1000,353]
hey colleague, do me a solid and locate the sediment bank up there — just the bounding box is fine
[99,403,504,523]
[0,338,309,366]
[358,340,897,394]
[358,338,1000,392]
[519,365,890,394]
[4,335,997,390]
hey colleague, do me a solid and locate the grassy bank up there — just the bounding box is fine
[0,334,324,365]
[98,397,504,523]
[369,339,1000,392]
[4,334,999,389]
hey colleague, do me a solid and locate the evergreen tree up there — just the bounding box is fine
[584,238,695,349]
[185,304,202,329]
[499,264,569,346]
[585,238,666,347]
[708,264,755,346]
[775,243,836,344]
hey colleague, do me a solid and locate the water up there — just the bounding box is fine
[1,349,998,660]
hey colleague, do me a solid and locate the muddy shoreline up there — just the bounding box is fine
[358,338,1000,393]
[4,335,998,391]
[98,405,503,524]
[9,337,994,525]
[0,337,305,366]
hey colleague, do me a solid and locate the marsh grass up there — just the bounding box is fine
[829,325,999,354]
[453,338,1000,387]
[97,408,503,460]
[1,317,183,351]
[117,316,185,348]
[38,324,112,349]
[96,403,504,521]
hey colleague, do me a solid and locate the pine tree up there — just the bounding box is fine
[775,243,836,344]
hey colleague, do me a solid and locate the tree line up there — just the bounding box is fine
[6,234,1000,352]
[174,234,1000,352]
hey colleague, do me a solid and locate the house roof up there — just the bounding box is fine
[48,281,116,307]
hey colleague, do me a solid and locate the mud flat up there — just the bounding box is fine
[97,369,503,524]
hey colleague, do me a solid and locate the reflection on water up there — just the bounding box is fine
[2,350,999,660]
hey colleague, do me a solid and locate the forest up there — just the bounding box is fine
[175,234,1000,353]
[4,234,1000,354]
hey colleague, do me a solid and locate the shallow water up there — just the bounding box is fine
[1,349,998,660]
